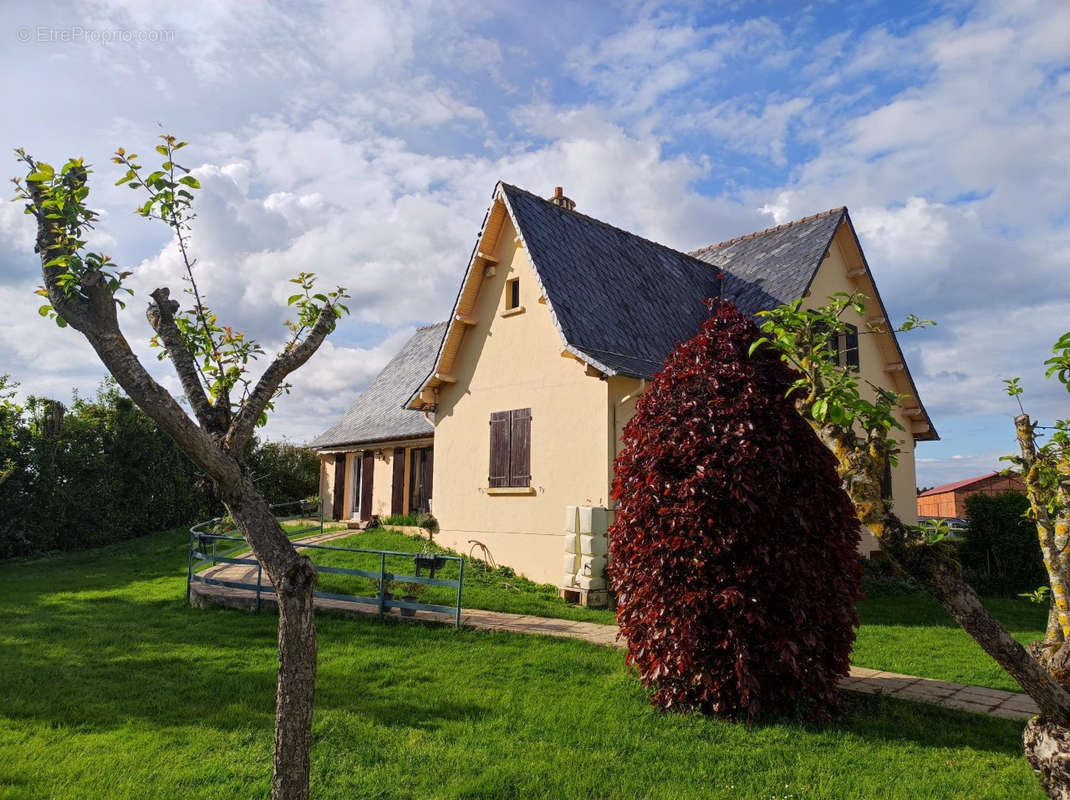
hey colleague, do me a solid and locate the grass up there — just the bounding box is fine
[0,528,1046,798]
[853,593,1046,691]
[306,528,1050,691]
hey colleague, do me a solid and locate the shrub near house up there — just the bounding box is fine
[610,302,862,719]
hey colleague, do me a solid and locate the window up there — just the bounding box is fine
[489,408,531,488]
[825,323,860,370]
[505,278,520,310]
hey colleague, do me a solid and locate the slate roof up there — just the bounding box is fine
[501,184,841,377]
[309,322,445,449]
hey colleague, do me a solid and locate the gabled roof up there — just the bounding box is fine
[918,472,1018,497]
[689,208,846,310]
[497,185,844,378]
[405,181,936,440]
[309,322,445,450]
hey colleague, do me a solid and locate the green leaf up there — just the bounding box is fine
[37,304,51,317]
[178,176,200,189]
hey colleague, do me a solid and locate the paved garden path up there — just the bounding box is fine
[191,540,1039,723]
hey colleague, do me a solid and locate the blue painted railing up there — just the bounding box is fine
[186,505,464,627]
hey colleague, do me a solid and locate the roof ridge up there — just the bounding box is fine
[498,182,715,271]
[416,320,449,331]
[689,206,846,256]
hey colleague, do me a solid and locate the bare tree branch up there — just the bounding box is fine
[146,287,222,435]
[226,304,336,452]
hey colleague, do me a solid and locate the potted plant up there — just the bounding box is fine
[413,542,447,577]
[396,581,421,616]
[372,578,392,606]
[416,512,439,543]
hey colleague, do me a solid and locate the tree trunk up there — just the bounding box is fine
[272,558,317,800]
[1026,718,1070,800]
[881,516,1070,723]
[225,478,317,800]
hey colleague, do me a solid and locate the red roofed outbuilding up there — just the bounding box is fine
[917,472,1025,519]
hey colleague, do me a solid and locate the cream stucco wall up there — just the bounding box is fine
[431,217,612,586]
[804,227,921,543]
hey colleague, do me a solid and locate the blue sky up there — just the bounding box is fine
[1,0,1068,487]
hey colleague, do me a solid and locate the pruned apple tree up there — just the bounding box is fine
[12,136,348,800]
[752,294,1070,799]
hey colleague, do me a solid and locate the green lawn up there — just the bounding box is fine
[307,528,1049,692]
[0,528,1046,799]
[853,593,1046,691]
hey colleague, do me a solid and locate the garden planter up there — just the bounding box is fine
[414,553,447,576]
[400,596,419,617]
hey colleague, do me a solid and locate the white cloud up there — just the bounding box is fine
[2,0,1068,492]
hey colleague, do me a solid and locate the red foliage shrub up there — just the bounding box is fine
[609,301,862,719]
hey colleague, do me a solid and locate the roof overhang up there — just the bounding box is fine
[314,433,434,455]
[825,211,939,442]
[405,182,612,411]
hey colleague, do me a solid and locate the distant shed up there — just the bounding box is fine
[916,472,1025,519]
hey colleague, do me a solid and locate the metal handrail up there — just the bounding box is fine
[186,512,464,627]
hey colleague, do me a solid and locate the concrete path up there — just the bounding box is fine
[191,546,1039,722]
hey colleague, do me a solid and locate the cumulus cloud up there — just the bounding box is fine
[1,0,1067,487]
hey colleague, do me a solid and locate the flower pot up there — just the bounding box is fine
[414,553,447,576]
[400,595,418,617]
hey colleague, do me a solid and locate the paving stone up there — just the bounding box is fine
[867,677,919,692]
[848,666,882,678]
[952,686,1017,702]
[939,696,999,713]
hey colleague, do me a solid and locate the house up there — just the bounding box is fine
[309,322,444,522]
[313,183,937,600]
[917,472,1025,519]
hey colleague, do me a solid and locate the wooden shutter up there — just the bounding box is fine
[880,456,893,500]
[390,447,405,515]
[844,324,860,370]
[489,412,510,487]
[332,455,345,520]
[360,450,375,521]
[424,447,434,506]
[509,408,531,487]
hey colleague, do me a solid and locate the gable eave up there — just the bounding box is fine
[835,211,940,442]
[405,183,616,412]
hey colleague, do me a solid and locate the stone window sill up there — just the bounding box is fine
[500,306,525,318]
[487,486,535,495]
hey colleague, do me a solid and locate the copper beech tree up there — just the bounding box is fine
[752,294,1070,799]
[13,138,349,800]
[609,301,862,720]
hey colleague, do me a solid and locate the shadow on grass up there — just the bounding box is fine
[0,528,1036,765]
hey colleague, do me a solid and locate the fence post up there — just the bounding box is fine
[455,557,464,628]
[378,552,386,617]
[256,562,263,613]
[186,529,195,606]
